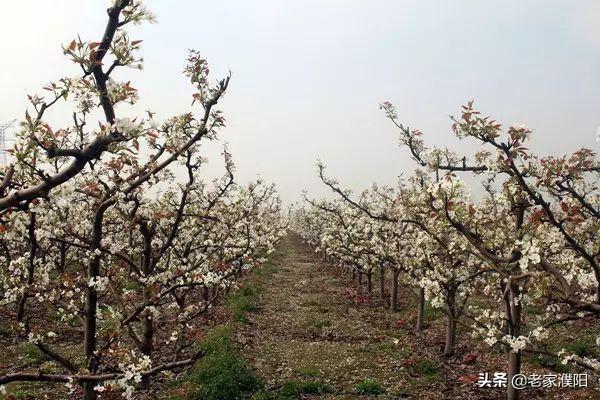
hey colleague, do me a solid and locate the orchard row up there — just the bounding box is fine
[293,101,599,400]
[0,1,285,399]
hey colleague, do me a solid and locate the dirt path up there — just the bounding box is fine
[238,235,453,399]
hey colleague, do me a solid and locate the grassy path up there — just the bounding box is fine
[237,234,451,399]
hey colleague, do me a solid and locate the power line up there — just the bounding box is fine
[0,119,17,165]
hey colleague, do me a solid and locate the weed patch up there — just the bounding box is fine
[280,380,334,397]
[355,379,384,395]
[410,359,440,376]
[161,325,261,400]
[22,343,48,366]
[295,366,320,378]
[229,284,260,323]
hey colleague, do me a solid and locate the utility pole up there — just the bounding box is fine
[0,119,17,165]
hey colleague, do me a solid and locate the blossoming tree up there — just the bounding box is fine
[380,100,599,399]
[294,101,598,400]
[0,1,285,399]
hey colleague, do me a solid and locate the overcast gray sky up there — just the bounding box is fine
[1,1,599,203]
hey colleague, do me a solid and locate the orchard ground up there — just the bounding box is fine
[2,234,599,399]
[234,235,600,399]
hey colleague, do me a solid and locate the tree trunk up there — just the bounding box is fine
[366,271,372,294]
[391,269,399,311]
[83,206,108,400]
[142,315,154,355]
[443,289,457,356]
[379,265,386,300]
[506,283,523,400]
[58,241,66,274]
[444,316,456,356]
[352,268,356,280]
[83,274,99,400]
[416,287,425,332]
[17,214,37,322]
[139,221,154,389]
[141,316,154,387]
[507,350,521,400]
[357,270,363,292]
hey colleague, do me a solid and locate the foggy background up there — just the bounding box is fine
[1,1,599,204]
